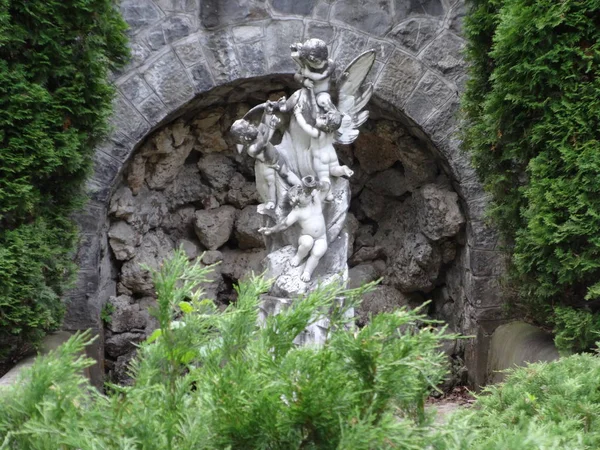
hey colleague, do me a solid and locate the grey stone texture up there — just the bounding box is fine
[69,0,508,389]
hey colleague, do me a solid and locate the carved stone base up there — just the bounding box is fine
[258,295,354,346]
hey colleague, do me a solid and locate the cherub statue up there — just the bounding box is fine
[259,177,327,282]
[230,98,300,210]
[292,102,353,201]
[291,38,337,115]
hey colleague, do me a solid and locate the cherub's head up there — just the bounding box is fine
[315,111,342,133]
[294,38,329,69]
[288,177,318,207]
[230,119,258,147]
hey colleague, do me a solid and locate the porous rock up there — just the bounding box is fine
[414,184,465,241]
[194,206,237,250]
[234,206,264,249]
[108,220,140,261]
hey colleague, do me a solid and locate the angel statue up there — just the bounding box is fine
[230,37,375,294]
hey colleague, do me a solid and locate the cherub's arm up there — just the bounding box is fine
[293,104,320,139]
[248,110,280,158]
[259,210,299,235]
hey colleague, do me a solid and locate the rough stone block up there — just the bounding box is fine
[332,28,369,78]
[468,248,507,278]
[237,41,267,78]
[143,51,195,110]
[110,94,151,143]
[388,18,441,53]
[420,31,466,82]
[200,30,243,83]
[375,50,425,109]
[155,0,197,12]
[76,233,102,270]
[305,21,336,45]
[467,221,499,250]
[331,0,392,36]
[119,74,154,105]
[272,0,316,16]
[404,71,453,124]
[232,24,264,43]
[366,38,394,62]
[395,0,445,20]
[173,35,205,67]
[200,0,266,29]
[189,62,215,93]
[144,25,166,51]
[120,0,162,34]
[265,20,305,73]
[465,273,503,308]
[91,150,122,194]
[423,98,459,143]
[136,93,167,126]
[95,133,135,164]
[163,15,195,44]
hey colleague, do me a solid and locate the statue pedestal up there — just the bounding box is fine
[258,295,354,346]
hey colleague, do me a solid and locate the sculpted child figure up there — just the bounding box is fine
[293,102,353,200]
[230,99,300,210]
[291,38,337,114]
[259,177,327,282]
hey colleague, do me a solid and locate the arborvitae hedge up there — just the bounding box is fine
[0,1,128,363]
[463,0,600,346]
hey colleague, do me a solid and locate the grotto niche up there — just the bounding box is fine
[101,76,467,384]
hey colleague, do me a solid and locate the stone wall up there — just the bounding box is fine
[66,0,508,387]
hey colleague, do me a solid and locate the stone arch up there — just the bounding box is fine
[67,0,504,387]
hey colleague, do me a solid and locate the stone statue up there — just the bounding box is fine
[231,38,375,300]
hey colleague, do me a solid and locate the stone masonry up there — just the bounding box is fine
[67,0,506,388]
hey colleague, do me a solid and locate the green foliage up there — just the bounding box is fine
[462,0,600,328]
[0,0,128,360]
[442,353,600,449]
[0,250,454,449]
[100,302,115,324]
[552,306,600,354]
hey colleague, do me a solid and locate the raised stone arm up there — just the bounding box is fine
[258,210,298,236]
[293,103,320,138]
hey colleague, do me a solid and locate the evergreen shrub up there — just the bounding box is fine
[0,250,455,449]
[0,0,128,362]
[462,0,600,348]
[444,353,600,449]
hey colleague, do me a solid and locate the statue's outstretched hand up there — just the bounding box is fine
[303,78,314,89]
[258,226,273,235]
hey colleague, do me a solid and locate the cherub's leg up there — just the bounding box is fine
[301,237,328,282]
[264,166,277,209]
[313,154,333,200]
[329,162,354,178]
[291,235,314,267]
[279,162,302,186]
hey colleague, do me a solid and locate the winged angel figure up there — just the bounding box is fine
[230,39,375,283]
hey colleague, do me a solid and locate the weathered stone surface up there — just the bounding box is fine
[398,0,445,18]
[237,41,267,78]
[189,61,215,93]
[404,71,454,124]
[376,51,425,109]
[146,137,195,190]
[108,221,140,261]
[164,165,212,208]
[137,94,169,125]
[200,0,266,29]
[357,285,412,326]
[348,263,379,289]
[358,188,385,220]
[173,35,206,67]
[194,206,237,250]
[163,15,195,44]
[384,232,442,292]
[110,186,169,234]
[421,32,466,82]
[120,0,162,34]
[197,154,237,190]
[178,238,201,260]
[352,132,399,174]
[388,18,440,53]
[202,250,223,265]
[331,0,391,36]
[120,230,174,295]
[145,26,166,51]
[220,248,266,282]
[105,332,145,358]
[110,95,150,143]
[305,21,336,45]
[366,168,409,197]
[196,123,228,153]
[272,0,316,16]
[397,136,438,189]
[163,206,197,240]
[349,246,384,266]
[424,99,460,143]
[143,51,195,110]
[200,30,242,83]
[332,29,369,78]
[227,180,259,209]
[155,0,196,12]
[467,221,499,250]
[232,25,264,43]
[127,153,147,195]
[107,295,148,333]
[234,206,264,249]
[265,20,304,73]
[119,74,153,105]
[414,184,465,241]
[468,248,507,278]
